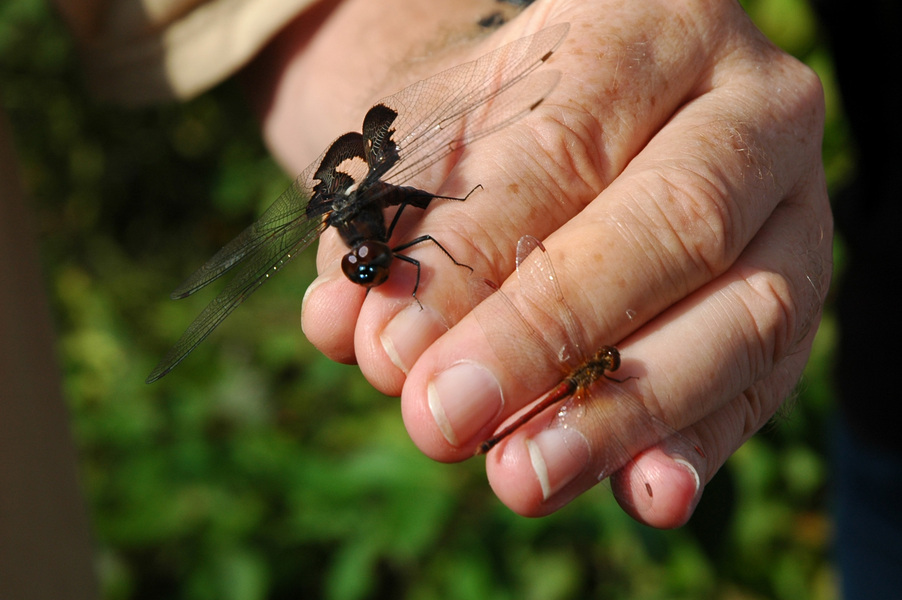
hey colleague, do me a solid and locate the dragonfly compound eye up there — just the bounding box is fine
[598,345,621,371]
[342,241,393,287]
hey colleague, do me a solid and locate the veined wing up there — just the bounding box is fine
[556,381,705,491]
[149,26,568,382]
[170,164,322,299]
[171,132,369,298]
[168,25,567,304]
[150,133,372,381]
[377,23,568,187]
[514,235,587,371]
[146,209,327,383]
[468,235,588,391]
[468,276,570,401]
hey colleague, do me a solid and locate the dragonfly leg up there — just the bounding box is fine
[384,184,483,239]
[393,234,473,307]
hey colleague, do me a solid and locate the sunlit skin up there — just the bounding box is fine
[244,0,831,527]
[475,343,622,456]
[467,235,706,512]
[147,25,564,382]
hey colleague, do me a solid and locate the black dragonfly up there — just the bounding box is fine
[146,24,569,383]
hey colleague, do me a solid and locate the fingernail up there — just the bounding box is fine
[526,426,591,501]
[381,304,449,374]
[427,361,503,447]
[673,456,701,494]
[659,433,704,496]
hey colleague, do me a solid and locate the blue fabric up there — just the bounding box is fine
[834,421,902,599]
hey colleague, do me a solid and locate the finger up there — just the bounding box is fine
[403,0,827,441]
[608,316,818,529]
[300,226,366,365]
[355,201,481,394]
[301,23,574,393]
[480,178,831,519]
[385,3,823,392]
[401,117,827,465]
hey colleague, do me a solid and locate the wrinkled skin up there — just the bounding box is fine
[242,0,831,527]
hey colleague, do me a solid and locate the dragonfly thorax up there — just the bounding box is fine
[568,345,621,389]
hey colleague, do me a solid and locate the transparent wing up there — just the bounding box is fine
[468,273,567,395]
[151,25,569,381]
[171,172,318,298]
[380,23,568,186]
[146,157,329,382]
[514,234,586,370]
[556,382,705,493]
[146,211,327,383]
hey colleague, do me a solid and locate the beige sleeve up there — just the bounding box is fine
[55,0,317,105]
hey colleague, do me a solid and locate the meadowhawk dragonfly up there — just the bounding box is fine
[469,235,705,500]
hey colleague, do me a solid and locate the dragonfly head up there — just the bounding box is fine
[598,345,621,372]
[342,240,393,287]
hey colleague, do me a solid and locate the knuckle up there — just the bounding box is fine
[634,163,737,279]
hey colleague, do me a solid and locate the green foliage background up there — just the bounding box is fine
[2,1,844,598]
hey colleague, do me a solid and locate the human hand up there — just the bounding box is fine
[250,0,831,527]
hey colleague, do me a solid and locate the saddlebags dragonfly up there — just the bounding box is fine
[146,24,568,383]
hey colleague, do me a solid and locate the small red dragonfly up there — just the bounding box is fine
[469,235,704,496]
